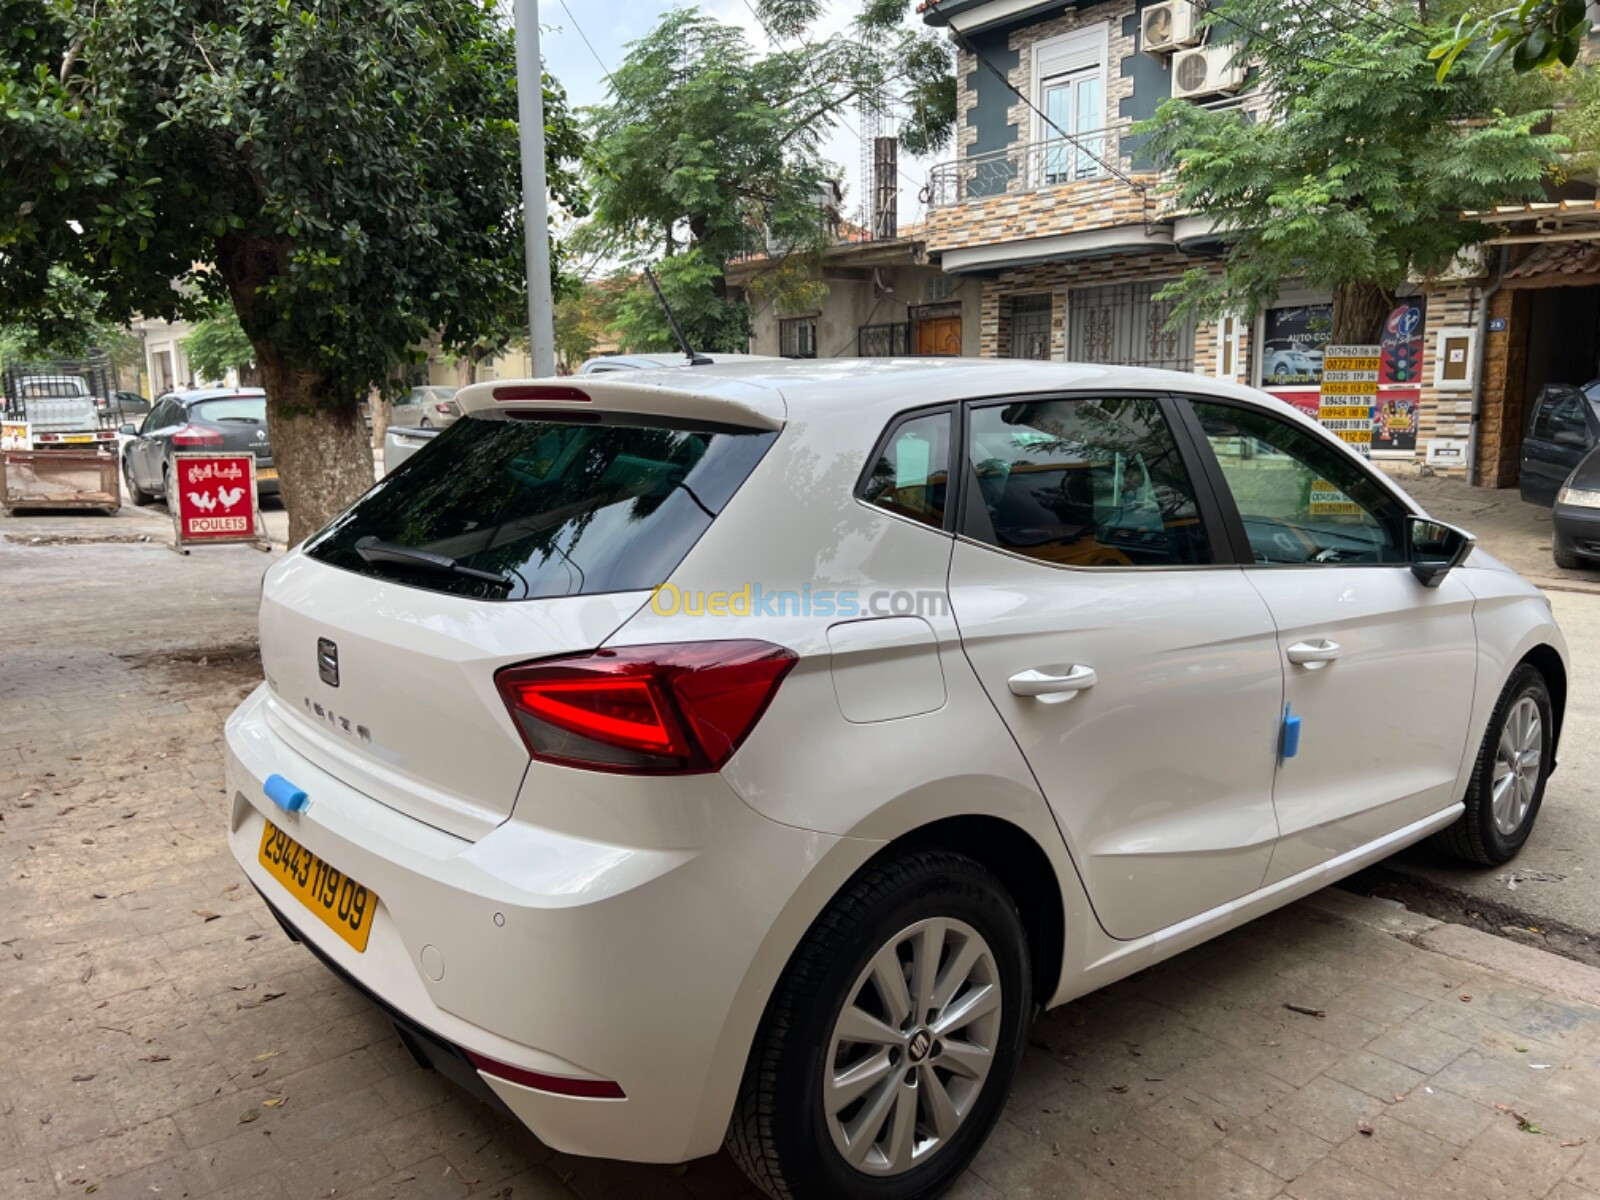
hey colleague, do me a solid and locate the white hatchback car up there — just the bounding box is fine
[225,360,1567,1200]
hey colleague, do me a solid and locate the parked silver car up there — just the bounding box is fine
[391,386,461,428]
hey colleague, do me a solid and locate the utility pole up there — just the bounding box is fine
[513,0,556,377]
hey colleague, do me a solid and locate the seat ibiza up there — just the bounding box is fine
[225,360,1567,1200]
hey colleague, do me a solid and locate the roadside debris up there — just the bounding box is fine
[1283,1003,1326,1019]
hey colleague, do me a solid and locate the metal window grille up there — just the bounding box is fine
[1009,293,1054,361]
[858,322,911,357]
[1067,282,1195,372]
[780,317,818,359]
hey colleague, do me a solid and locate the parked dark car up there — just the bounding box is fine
[1520,381,1600,506]
[108,391,152,420]
[120,388,276,507]
[1550,444,1600,569]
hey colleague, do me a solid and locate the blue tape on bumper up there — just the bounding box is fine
[264,773,309,814]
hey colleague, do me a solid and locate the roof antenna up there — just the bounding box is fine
[643,266,713,366]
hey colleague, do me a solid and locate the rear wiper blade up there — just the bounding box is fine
[354,536,513,589]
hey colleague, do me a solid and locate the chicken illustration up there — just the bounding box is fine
[186,491,217,512]
[218,485,245,509]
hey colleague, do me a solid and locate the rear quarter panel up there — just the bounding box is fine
[1457,562,1570,788]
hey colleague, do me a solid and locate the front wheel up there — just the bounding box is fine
[1433,663,1554,865]
[727,852,1031,1200]
[1553,544,1586,570]
[123,456,153,506]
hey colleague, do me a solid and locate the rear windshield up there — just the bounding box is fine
[304,412,777,600]
[193,397,266,422]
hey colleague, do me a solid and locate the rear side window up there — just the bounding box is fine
[304,413,777,600]
[965,396,1212,568]
[859,411,952,530]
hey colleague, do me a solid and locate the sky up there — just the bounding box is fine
[537,0,939,244]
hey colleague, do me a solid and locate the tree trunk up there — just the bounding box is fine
[256,345,375,546]
[369,386,390,452]
[1331,281,1396,345]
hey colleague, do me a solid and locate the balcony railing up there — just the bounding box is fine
[926,128,1122,209]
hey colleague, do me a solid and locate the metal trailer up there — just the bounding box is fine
[2,448,121,513]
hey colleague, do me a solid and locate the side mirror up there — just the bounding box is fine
[1408,515,1475,587]
[119,423,137,436]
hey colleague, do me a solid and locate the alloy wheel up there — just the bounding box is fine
[1492,695,1542,836]
[822,917,1001,1177]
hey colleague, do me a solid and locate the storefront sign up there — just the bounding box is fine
[171,452,264,549]
[1,420,31,451]
[1372,389,1420,453]
[1311,345,1378,514]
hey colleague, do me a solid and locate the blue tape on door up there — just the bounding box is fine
[264,773,309,814]
[1281,705,1302,760]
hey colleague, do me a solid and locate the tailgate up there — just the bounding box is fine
[259,554,648,840]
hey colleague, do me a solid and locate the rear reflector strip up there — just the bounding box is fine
[493,385,591,402]
[465,1050,626,1099]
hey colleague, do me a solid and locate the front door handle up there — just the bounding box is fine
[1286,639,1341,668]
[1009,664,1097,699]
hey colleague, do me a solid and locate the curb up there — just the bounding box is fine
[1302,887,1600,1009]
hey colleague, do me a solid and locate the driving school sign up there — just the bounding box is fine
[1319,345,1380,456]
[171,452,266,551]
[1312,345,1379,516]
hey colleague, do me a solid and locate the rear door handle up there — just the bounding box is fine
[1286,639,1341,668]
[1008,664,1097,699]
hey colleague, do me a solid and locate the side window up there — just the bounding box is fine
[1192,401,1409,565]
[966,396,1212,567]
[1548,393,1589,444]
[859,411,952,530]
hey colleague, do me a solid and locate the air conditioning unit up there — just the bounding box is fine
[1142,1,1199,53]
[1171,44,1245,99]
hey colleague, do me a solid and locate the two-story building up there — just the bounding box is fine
[917,0,1600,484]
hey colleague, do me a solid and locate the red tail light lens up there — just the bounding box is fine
[496,641,797,774]
[493,384,590,402]
[171,424,225,446]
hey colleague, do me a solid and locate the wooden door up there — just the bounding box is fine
[916,316,962,357]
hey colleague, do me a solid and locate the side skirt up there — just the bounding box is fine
[1047,803,1464,1008]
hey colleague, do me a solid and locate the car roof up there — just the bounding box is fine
[464,358,1303,428]
[173,388,266,405]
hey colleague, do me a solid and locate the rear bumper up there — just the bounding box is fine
[1552,504,1600,562]
[223,683,855,1163]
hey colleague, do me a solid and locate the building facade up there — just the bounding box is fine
[917,0,1599,483]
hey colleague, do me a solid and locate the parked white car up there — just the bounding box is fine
[225,360,1567,1200]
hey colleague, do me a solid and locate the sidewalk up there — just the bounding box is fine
[5,540,1600,1200]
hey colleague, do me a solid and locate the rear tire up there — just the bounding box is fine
[1433,663,1553,865]
[727,851,1031,1200]
[123,455,153,506]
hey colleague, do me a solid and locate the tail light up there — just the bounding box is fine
[435,402,456,415]
[172,424,224,446]
[496,640,797,774]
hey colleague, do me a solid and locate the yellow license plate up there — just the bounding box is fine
[258,821,377,952]
[256,466,277,480]
[61,434,94,444]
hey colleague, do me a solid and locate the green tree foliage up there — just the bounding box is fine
[1138,0,1561,343]
[183,303,256,383]
[584,9,886,352]
[1432,0,1591,79]
[0,267,125,363]
[755,0,957,156]
[0,0,584,541]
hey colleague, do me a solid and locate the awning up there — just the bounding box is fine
[940,223,1175,275]
[1501,241,1600,290]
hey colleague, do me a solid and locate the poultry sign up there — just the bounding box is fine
[171,453,263,548]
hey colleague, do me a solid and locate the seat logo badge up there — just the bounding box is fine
[317,638,340,688]
[908,1029,932,1064]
